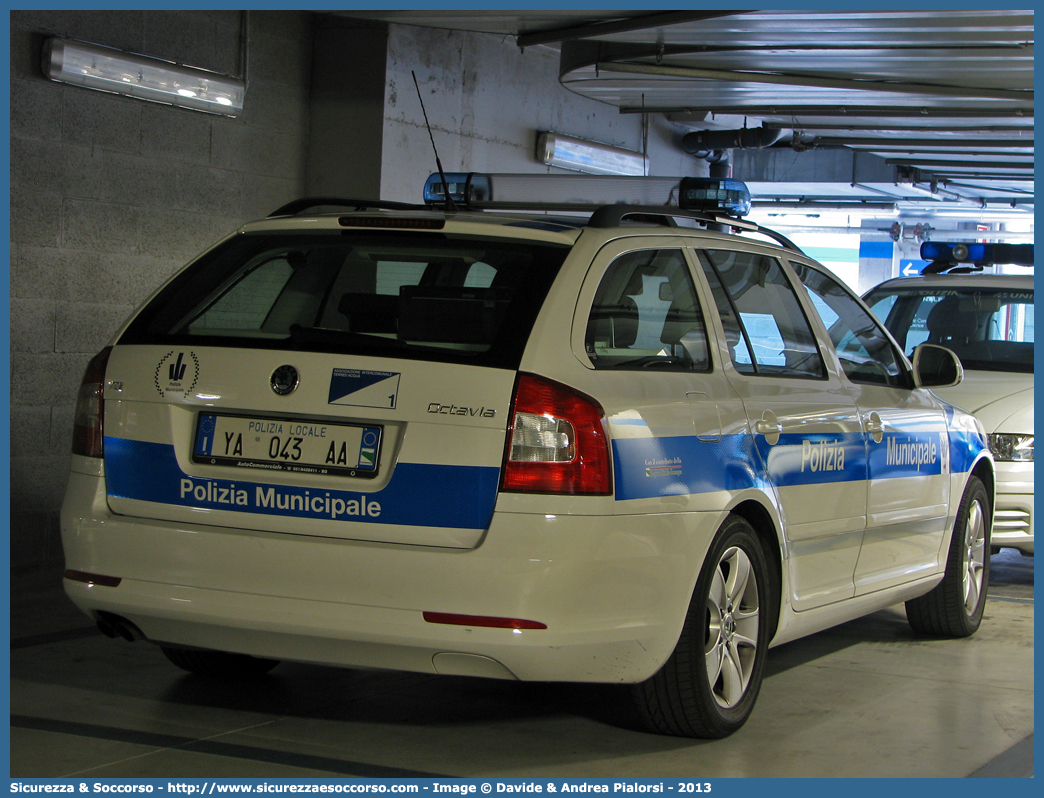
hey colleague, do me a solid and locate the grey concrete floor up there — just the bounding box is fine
[10,550,1034,779]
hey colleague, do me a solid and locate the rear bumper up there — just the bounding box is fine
[61,470,720,683]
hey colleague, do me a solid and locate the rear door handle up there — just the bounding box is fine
[865,412,885,443]
[755,411,782,445]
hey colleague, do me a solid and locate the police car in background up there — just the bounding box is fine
[62,173,994,738]
[864,241,1033,557]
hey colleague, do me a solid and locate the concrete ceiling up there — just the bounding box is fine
[336,10,1033,219]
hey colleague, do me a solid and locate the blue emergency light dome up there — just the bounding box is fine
[423,173,493,206]
[678,178,752,217]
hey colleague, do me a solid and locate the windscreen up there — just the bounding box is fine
[121,231,569,369]
[865,285,1034,374]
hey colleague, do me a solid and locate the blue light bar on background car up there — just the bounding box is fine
[678,178,752,217]
[920,241,1034,266]
[423,173,493,205]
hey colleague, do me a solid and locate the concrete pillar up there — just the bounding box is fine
[306,17,388,197]
[857,222,897,293]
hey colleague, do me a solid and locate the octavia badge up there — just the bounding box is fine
[270,365,299,396]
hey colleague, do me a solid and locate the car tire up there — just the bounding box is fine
[632,514,771,738]
[906,475,991,637]
[161,646,280,677]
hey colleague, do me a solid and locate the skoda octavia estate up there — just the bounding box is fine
[62,174,994,738]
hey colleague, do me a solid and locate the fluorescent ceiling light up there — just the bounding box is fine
[42,37,244,116]
[538,132,646,176]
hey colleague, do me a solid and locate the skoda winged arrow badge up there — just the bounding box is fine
[271,364,299,396]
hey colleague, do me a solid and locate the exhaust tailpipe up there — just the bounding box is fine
[96,611,145,642]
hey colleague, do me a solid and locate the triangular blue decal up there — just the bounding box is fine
[328,369,401,409]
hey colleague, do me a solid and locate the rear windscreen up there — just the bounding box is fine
[120,231,569,369]
[865,286,1034,374]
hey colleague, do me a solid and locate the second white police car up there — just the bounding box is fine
[62,173,994,738]
[864,242,1033,557]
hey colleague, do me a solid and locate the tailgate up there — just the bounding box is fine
[102,345,515,548]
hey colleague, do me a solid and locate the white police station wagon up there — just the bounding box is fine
[62,174,994,738]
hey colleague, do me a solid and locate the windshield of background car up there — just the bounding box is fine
[865,284,1034,374]
[120,231,569,369]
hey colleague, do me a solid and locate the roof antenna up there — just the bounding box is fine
[411,70,457,213]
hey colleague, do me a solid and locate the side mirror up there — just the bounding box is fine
[912,343,964,389]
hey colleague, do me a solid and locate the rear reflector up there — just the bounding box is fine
[423,612,547,630]
[72,347,112,458]
[65,570,122,588]
[501,373,611,495]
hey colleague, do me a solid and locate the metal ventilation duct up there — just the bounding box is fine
[681,127,784,156]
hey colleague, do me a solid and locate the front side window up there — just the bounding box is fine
[698,249,825,379]
[585,249,710,371]
[121,231,568,369]
[865,285,1034,374]
[794,263,908,388]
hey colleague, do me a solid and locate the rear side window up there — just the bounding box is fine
[585,249,710,371]
[187,256,294,333]
[121,231,568,369]
[698,250,825,379]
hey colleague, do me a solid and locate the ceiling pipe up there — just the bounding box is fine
[681,126,783,155]
[628,106,1034,119]
[886,158,1033,171]
[752,201,899,211]
[814,136,1032,149]
[684,148,729,163]
[761,121,1036,134]
[708,152,730,180]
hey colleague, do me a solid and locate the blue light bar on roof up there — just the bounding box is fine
[920,241,1033,266]
[423,173,493,205]
[678,178,751,217]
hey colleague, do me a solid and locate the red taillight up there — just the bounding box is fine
[65,569,121,588]
[423,612,547,630]
[72,347,111,458]
[500,373,611,495]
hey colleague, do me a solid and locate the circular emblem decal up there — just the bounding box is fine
[270,365,299,396]
[155,351,200,399]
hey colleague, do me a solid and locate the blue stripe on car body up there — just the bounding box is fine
[104,437,500,530]
[612,423,981,502]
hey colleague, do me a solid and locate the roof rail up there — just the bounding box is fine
[469,201,801,252]
[267,196,804,255]
[585,204,803,253]
[269,197,427,217]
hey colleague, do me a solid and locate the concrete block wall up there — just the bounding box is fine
[9,10,314,576]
